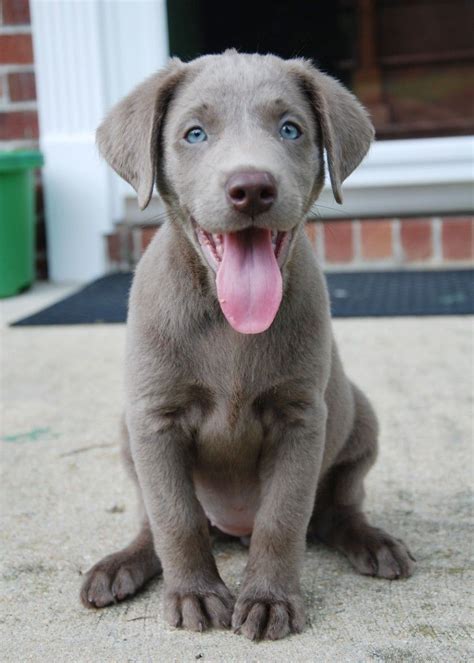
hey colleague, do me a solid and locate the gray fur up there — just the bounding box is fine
[81,51,414,641]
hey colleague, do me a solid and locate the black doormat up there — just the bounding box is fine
[12,269,474,326]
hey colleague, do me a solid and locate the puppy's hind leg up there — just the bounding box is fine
[80,418,162,608]
[310,385,415,579]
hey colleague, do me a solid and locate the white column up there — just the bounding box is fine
[31,0,169,282]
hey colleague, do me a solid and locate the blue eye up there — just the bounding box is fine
[185,126,207,143]
[279,122,301,140]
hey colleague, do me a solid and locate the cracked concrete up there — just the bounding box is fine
[1,286,473,662]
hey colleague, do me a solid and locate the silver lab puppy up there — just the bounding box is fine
[81,51,415,641]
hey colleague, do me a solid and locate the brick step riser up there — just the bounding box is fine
[105,216,474,271]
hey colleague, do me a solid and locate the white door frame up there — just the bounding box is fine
[31,0,169,282]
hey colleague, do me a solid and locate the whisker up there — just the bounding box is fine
[134,209,170,225]
[310,203,350,217]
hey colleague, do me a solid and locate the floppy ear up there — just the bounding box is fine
[288,60,374,204]
[96,58,186,210]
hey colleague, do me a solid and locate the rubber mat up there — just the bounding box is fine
[12,269,474,326]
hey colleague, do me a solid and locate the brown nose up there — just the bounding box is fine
[225,171,277,216]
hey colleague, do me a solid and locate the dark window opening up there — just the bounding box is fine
[167,0,474,140]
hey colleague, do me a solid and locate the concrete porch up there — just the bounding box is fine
[1,286,472,662]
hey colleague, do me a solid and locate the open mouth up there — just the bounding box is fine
[193,221,293,335]
[194,225,291,272]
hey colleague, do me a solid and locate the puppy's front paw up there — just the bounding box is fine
[232,587,305,641]
[164,580,234,632]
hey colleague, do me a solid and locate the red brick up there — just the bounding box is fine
[106,234,121,263]
[2,0,31,24]
[324,221,354,263]
[0,34,33,64]
[8,71,36,101]
[0,110,38,139]
[442,217,474,260]
[400,218,433,261]
[360,220,393,259]
[142,226,159,251]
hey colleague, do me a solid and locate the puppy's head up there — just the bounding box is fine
[98,51,373,334]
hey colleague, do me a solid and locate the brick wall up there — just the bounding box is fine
[0,0,38,148]
[105,215,474,272]
[0,0,47,277]
[310,216,474,269]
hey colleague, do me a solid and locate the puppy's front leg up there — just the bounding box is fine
[233,400,327,641]
[130,414,234,631]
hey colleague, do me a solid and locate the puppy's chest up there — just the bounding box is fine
[189,341,273,446]
[178,333,311,459]
[191,378,267,538]
[179,344,308,537]
[195,378,264,462]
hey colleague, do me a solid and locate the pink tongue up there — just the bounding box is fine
[216,228,282,334]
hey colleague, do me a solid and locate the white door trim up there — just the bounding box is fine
[316,135,474,218]
[31,0,169,282]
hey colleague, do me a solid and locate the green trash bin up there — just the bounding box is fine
[0,150,44,298]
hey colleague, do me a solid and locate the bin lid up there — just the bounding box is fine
[0,150,44,173]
